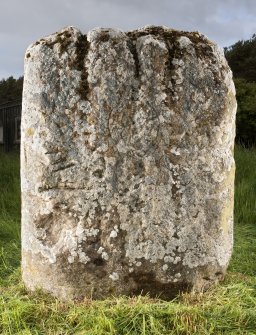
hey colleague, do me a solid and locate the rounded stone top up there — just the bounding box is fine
[87,27,126,43]
[27,24,218,52]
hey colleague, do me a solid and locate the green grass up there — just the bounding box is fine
[0,146,255,335]
[0,150,20,287]
[229,146,256,276]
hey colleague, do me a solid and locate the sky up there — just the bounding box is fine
[1,0,256,79]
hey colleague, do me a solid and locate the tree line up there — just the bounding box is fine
[0,76,23,105]
[225,36,256,146]
[0,35,255,146]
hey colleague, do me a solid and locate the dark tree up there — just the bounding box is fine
[234,78,256,146]
[0,76,23,105]
[225,35,256,82]
[224,35,256,146]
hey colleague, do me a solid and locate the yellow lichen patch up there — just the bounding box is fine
[26,128,35,137]
[220,164,235,234]
[87,114,97,124]
[22,251,41,278]
[220,199,234,235]
[25,259,39,275]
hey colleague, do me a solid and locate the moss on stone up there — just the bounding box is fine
[72,34,90,100]
[127,26,215,62]
[43,30,73,55]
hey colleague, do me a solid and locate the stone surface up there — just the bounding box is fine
[21,25,236,300]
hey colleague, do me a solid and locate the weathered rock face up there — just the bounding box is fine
[21,25,236,300]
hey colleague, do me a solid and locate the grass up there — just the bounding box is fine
[0,146,255,334]
[229,146,256,276]
[0,150,20,287]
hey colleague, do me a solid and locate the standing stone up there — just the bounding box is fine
[21,26,236,300]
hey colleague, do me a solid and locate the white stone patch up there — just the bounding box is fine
[164,255,174,263]
[109,272,119,281]
[110,230,118,238]
[85,228,99,237]
[101,252,109,261]
[110,225,119,238]
[75,223,84,237]
[173,257,181,264]
[68,256,75,263]
[78,251,90,264]
[97,247,104,254]
[170,147,181,156]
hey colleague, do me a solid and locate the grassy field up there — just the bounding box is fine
[0,146,255,335]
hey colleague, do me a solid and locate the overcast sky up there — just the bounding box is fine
[1,0,256,79]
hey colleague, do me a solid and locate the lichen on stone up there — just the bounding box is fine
[21,25,236,301]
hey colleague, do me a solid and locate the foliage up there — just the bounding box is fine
[0,146,256,334]
[0,150,20,286]
[225,34,256,82]
[224,35,256,146]
[234,78,256,146]
[0,76,23,105]
[229,146,256,275]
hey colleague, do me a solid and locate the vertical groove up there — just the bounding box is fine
[126,38,140,78]
[73,34,90,101]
